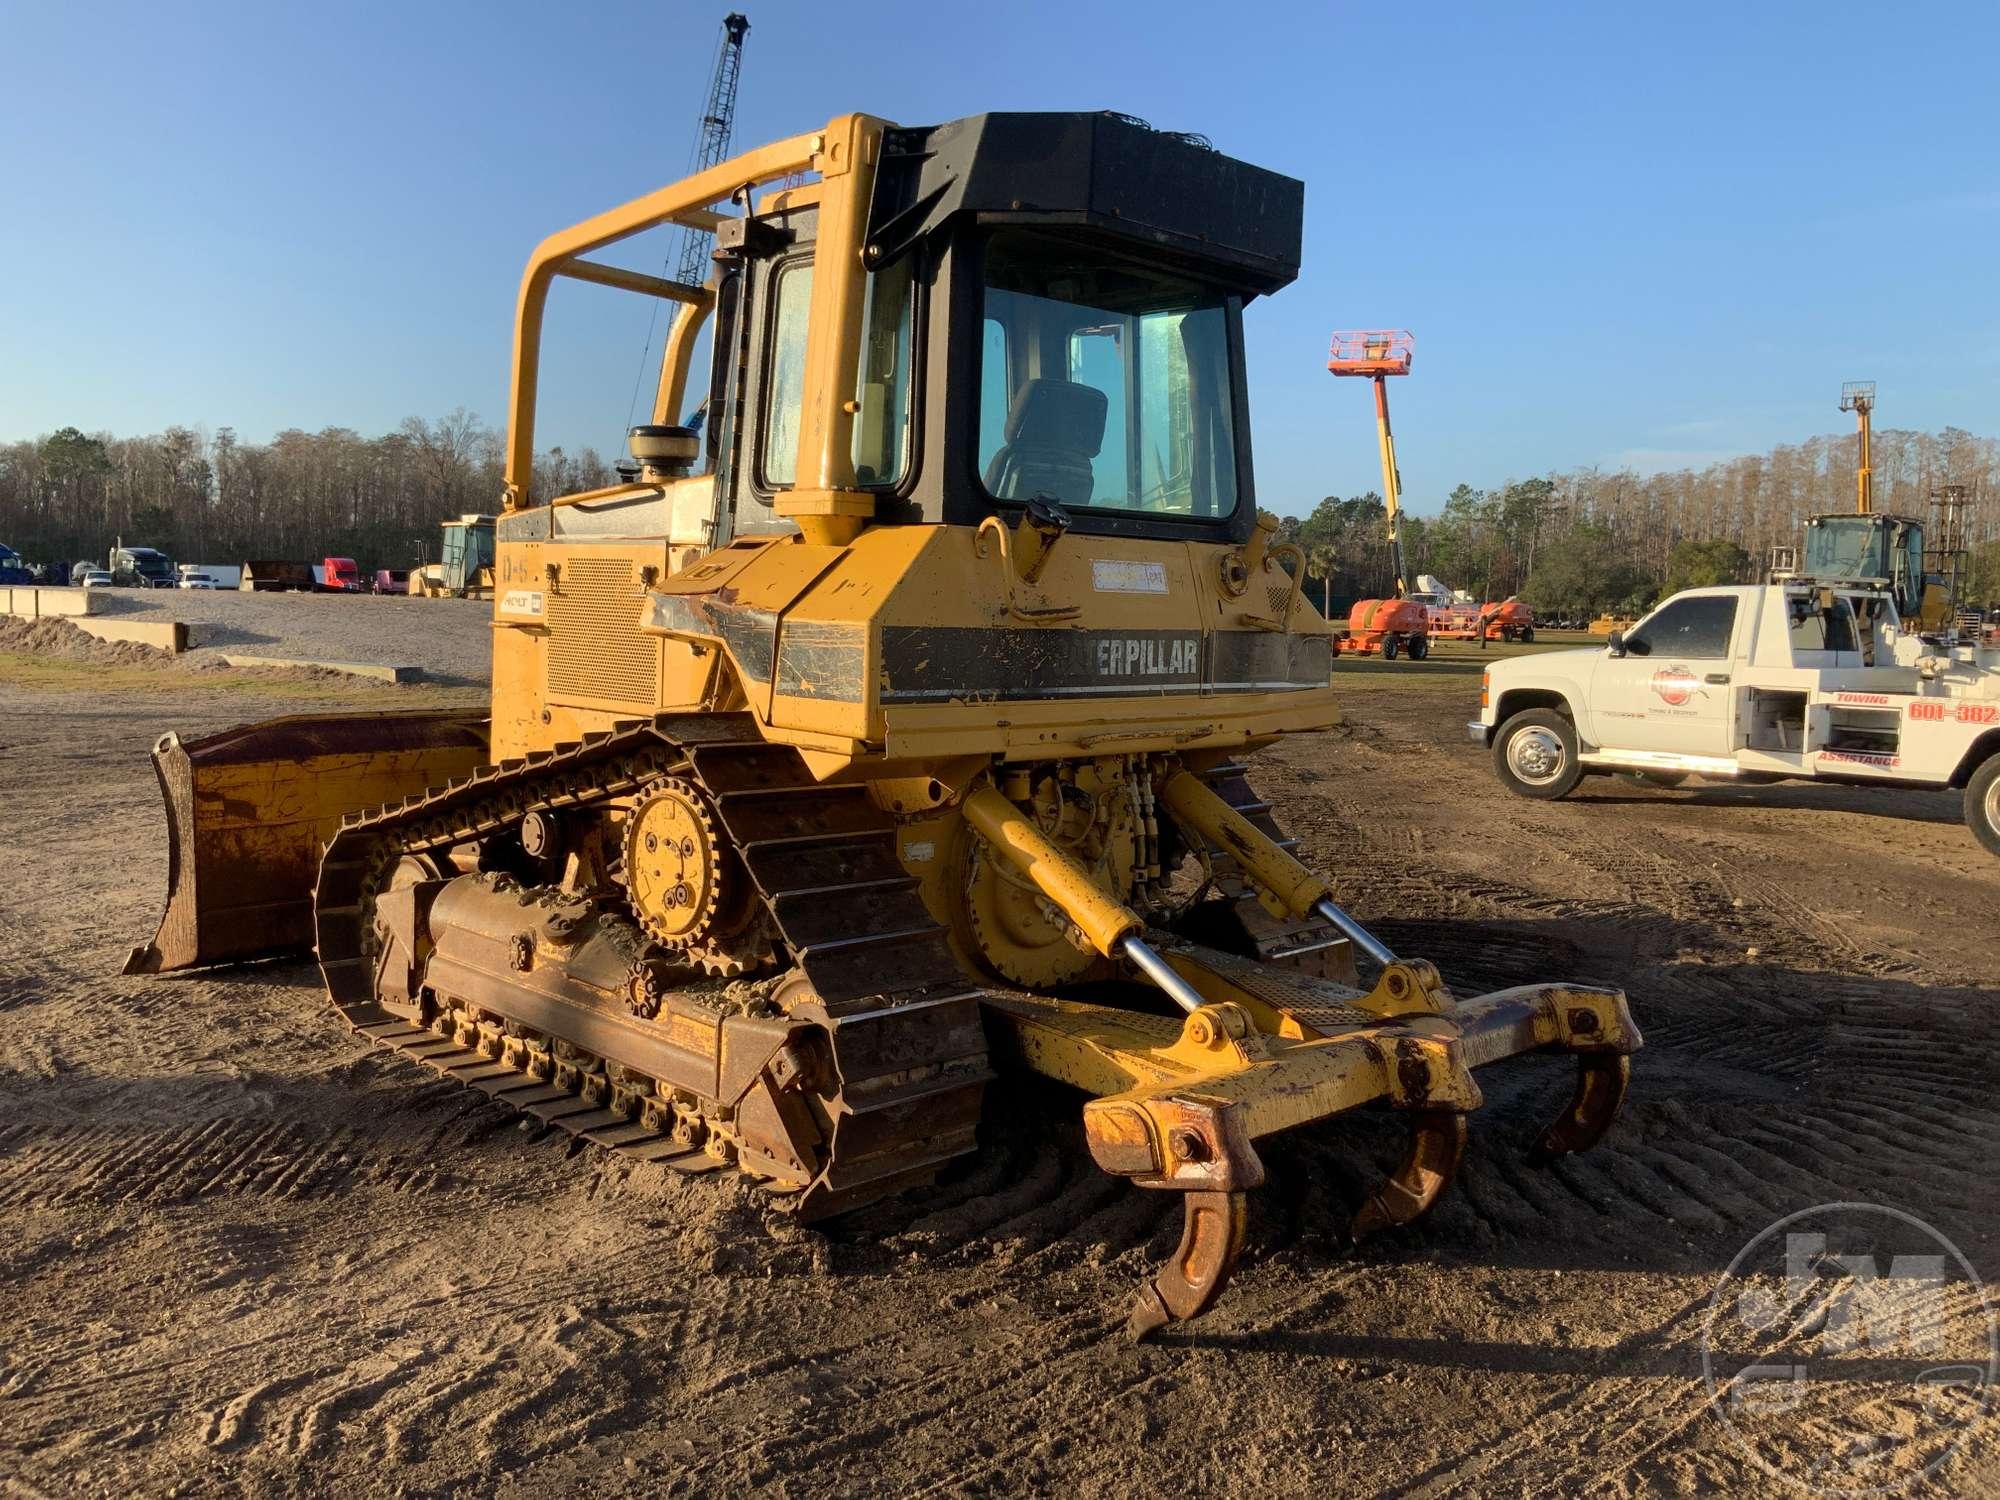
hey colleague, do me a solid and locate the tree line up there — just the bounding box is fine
[6,412,1996,612]
[0,413,616,572]
[1283,423,2000,618]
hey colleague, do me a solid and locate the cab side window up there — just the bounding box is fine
[1625,596,1737,659]
[759,255,917,492]
[977,317,1009,478]
[760,260,815,487]
[851,255,916,487]
[1788,596,1857,654]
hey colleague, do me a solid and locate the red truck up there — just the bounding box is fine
[318,557,362,593]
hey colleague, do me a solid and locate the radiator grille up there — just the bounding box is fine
[546,558,659,704]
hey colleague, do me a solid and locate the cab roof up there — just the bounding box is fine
[865,111,1305,296]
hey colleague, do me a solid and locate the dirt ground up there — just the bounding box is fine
[2,643,1996,1496]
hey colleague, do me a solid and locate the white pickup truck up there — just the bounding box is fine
[1469,583,2000,856]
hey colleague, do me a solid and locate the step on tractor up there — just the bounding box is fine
[126,112,1638,1337]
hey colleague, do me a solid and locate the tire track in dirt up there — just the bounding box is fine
[737,1306,1125,1486]
[0,1119,454,1208]
[11,1210,713,1471]
[80,1129,1137,1482]
[1400,1298,1719,1498]
[898,1356,1175,1496]
[644,1128,1184,1488]
[1253,751,2000,1300]
[1,1126,766,1469]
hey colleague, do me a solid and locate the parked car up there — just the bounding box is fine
[177,569,223,590]
[372,568,410,595]
[71,561,97,585]
[79,569,114,588]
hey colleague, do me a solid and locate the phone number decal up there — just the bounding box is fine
[1908,701,1999,724]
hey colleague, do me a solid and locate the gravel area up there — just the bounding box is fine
[71,587,493,685]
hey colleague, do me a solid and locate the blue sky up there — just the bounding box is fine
[2,0,1995,517]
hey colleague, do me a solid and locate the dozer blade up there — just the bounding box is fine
[124,710,489,974]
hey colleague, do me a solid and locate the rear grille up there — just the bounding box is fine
[547,558,659,705]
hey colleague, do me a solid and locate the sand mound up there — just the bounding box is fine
[0,615,380,683]
[0,614,168,666]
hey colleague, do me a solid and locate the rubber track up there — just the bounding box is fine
[309,712,990,1216]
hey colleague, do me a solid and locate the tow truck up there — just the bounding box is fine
[1470,582,2000,856]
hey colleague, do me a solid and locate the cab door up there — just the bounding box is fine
[1588,593,1741,756]
[707,204,819,545]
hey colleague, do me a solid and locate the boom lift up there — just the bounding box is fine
[1328,330,1415,595]
[1328,331,1428,658]
[127,113,1637,1336]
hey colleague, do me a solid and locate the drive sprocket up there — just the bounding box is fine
[622,775,773,977]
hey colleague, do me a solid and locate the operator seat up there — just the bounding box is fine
[982,378,1108,505]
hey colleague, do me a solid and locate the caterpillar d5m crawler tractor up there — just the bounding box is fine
[127,112,1639,1337]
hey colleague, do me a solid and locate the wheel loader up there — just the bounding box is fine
[126,111,1639,1337]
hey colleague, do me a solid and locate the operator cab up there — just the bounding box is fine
[702,112,1298,548]
[497,111,1302,592]
[1802,513,1927,620]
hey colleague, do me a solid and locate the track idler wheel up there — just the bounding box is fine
[1530,1053,1632,1165]
[1126,1190,1249,1342]
[1351,1108,1469,1240]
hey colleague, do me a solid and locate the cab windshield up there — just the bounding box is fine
[978,229,1239,520]
[1803,516,1924,615]
[1805,518,1890,578]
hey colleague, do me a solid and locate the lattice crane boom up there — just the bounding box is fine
[674,13,751,287]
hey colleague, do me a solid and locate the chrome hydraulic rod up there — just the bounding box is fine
[1118,934,1209,1015]
[1313,897,1397,969]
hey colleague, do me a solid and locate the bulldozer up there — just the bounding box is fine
[409,513,498,599]
[125,111,1639,1338]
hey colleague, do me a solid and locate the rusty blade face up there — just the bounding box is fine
[1350,1108,1470,1240]
[1529,1054,1632,1165]
[123,710,488,975]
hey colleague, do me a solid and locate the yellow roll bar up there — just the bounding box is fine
[503,114,888,533]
